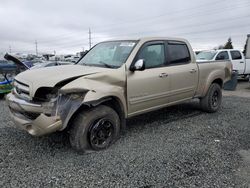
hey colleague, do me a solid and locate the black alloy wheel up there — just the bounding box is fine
[211,90,219,107]
[89,118,115,150]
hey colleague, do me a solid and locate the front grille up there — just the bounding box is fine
[13,79,30,100]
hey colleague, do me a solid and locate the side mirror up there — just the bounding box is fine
[130,59,145,71]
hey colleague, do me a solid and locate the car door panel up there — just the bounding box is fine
[169,63,198,102]
[166,41,198,103]
[127,41,170,116]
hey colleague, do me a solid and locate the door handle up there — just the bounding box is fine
[159,73,168,78]
[240,61,244,63]
[189,69,197,73]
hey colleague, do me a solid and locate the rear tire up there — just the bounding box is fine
[69,105,120,153]
[200,83,222,113]
[0,93,4,99]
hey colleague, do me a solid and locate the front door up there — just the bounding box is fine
[127,41,171,116]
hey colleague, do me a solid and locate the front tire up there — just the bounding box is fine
[200,83,222,113]
[69,105,120,152]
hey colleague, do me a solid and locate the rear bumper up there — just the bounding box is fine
[6,93,62,136]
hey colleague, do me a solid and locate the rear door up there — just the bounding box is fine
[127,41,171,116]
[166,41,199,103]
[229,50,245,74]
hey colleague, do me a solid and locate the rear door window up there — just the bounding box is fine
[167,42,191,65]
[230,51,242,60]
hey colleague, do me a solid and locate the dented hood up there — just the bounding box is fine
[15,65,107,96]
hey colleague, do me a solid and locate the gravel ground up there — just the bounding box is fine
[0,82,250,187]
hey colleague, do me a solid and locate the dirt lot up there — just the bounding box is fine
[223,80,250,98]
[0,81,250,187]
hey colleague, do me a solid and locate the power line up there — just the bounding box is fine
[91,3,250,39]
[33,1,250,47]
[5,1,250,53]
[93,1,249,33]
[36,0,248,44]
[35,1,221,43]
[91,0,223,30]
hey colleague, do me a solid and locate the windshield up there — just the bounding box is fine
[77,41,137,68]
[196,51,217,60]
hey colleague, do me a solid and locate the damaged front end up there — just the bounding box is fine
[6,66,126,137]
[6,88,88,136]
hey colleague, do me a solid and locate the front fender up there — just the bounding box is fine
[60,77,126,109]
[58,77,127,130]
[83,85,126,106]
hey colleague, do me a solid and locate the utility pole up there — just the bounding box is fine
[88,28,92,50]
[9,45,11,53]
[35,40,38,56]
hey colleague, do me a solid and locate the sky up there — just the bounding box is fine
[0,0,249,55]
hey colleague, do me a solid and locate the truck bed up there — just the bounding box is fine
[196,60,232,97]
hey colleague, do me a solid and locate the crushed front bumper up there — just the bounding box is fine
[6,93,62,136]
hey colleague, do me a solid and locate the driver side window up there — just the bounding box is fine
[138,43,165,69]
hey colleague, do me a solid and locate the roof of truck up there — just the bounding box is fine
[103,37,188,43]
[200,49,242,53]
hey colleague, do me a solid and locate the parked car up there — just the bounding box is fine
[196,49,250,78]
[0,56,27,98]
[0,78,12,99]
[31,61,73,70]
[6,37,232,152]
[65,55,80,63]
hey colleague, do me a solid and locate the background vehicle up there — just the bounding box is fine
[0,55,28,98]
[31,61,73,70]
[0,54,73,97]
[196,49,250,77]
[6,37,232,152]
[64,55,80,63]
[0,78,12,98]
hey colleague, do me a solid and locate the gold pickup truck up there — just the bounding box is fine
[6,37,232,152]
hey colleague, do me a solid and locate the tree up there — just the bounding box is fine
[218,45,224,49]
[224,37,233,49]
[213,45,224,50]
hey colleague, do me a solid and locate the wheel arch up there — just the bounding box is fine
[201,76,224,97]
[65,96,126,131]
[212,78,223,88]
